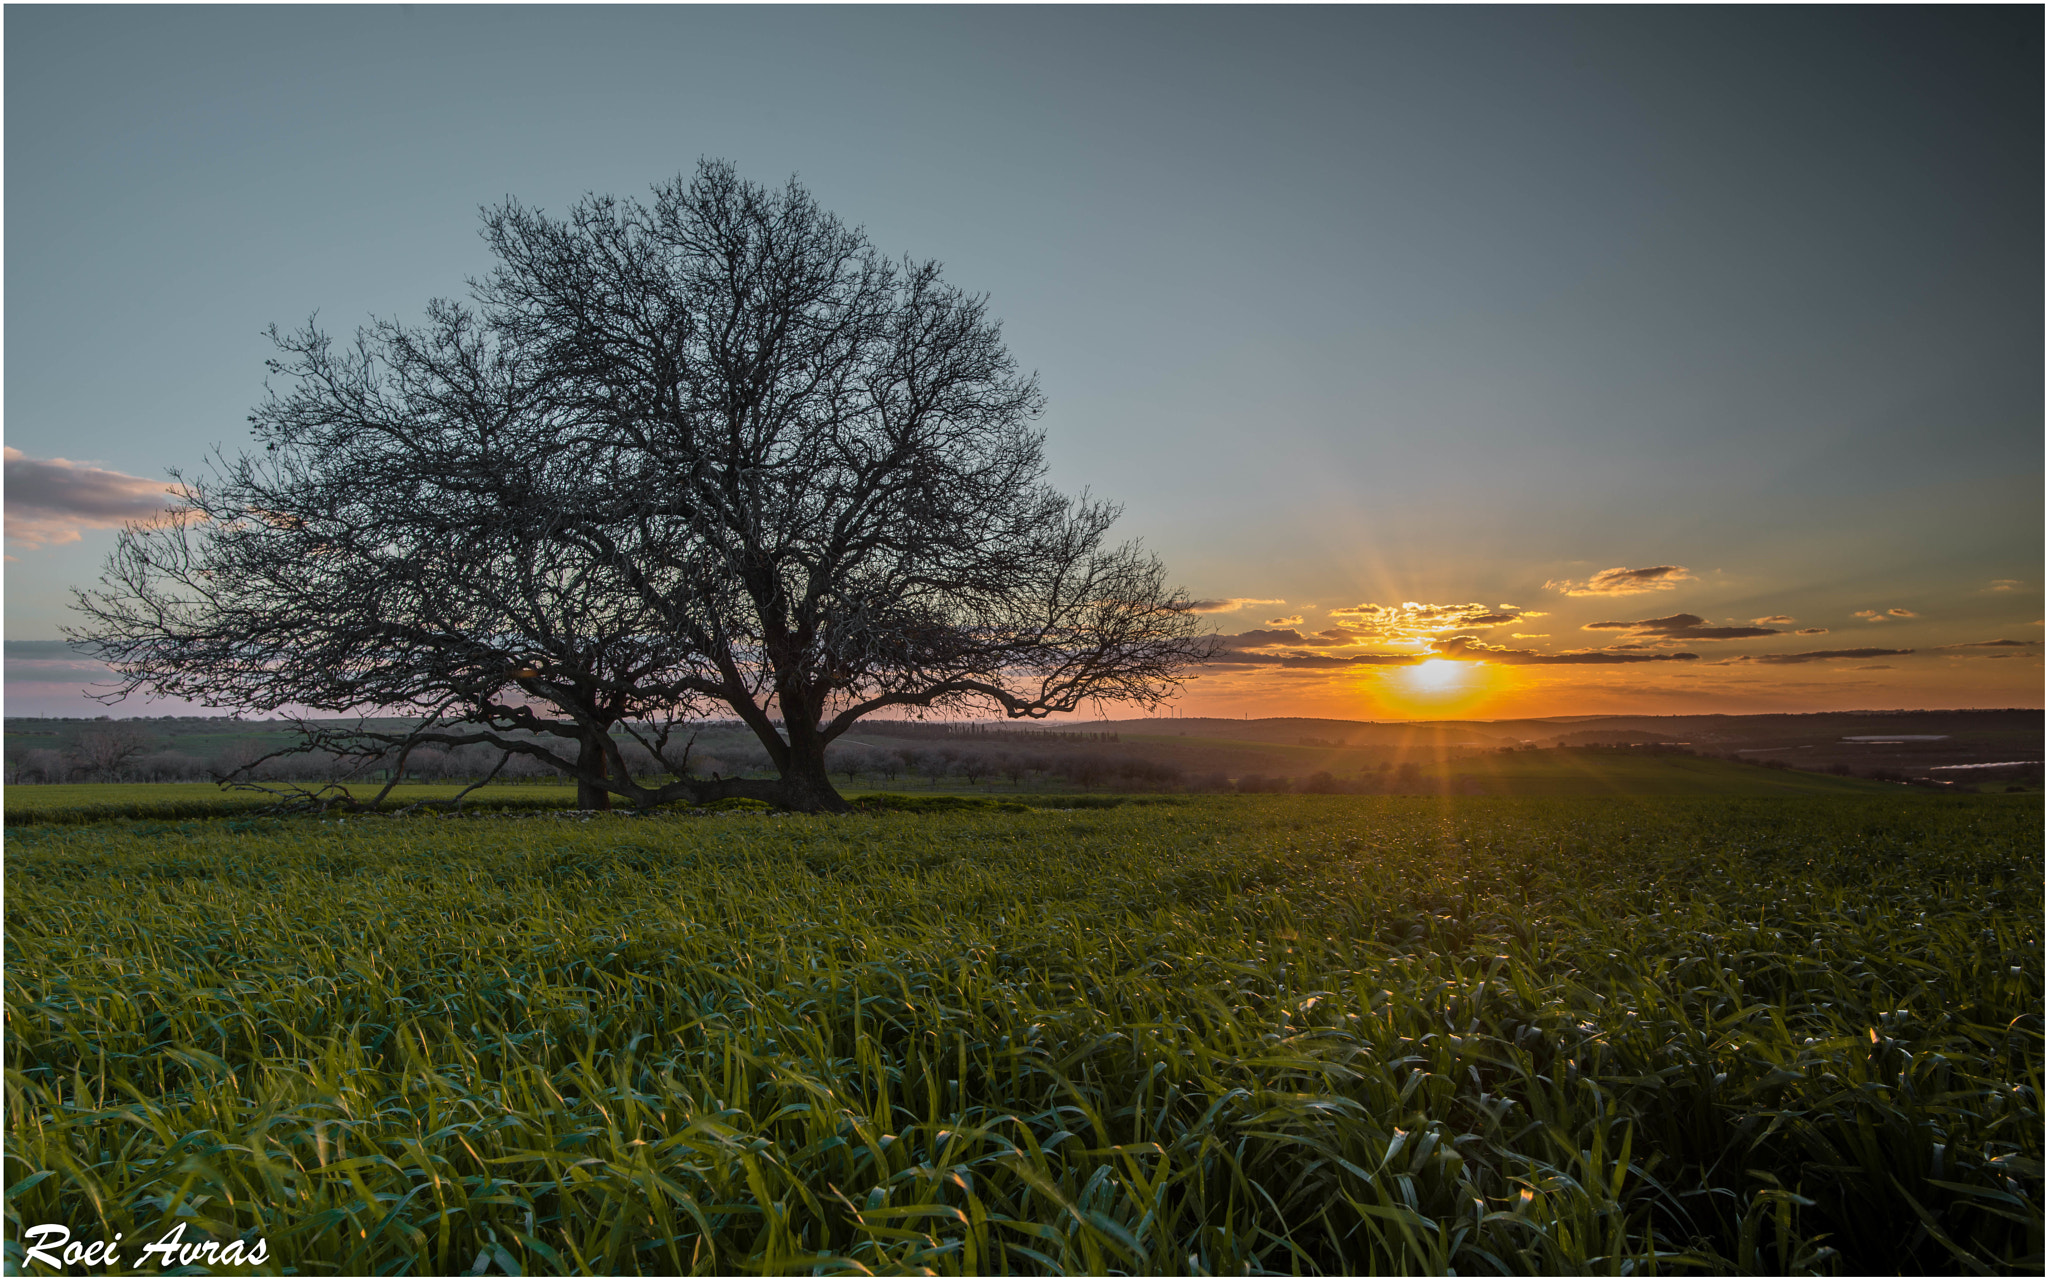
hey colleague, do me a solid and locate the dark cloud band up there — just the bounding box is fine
[1545,565,1693,597]
[1728,648,1915,665]
[1583,612,1781,640]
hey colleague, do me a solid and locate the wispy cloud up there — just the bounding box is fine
[1201,647,1419,668]
[1751,615,1795,625]
[4,448,186,547]
[1264,615,1304,627]
[4,639,113,684]
[1430,636,1700,665]
[1795,627,1830,635]
[1725,648,1915,665]
[1582,612,1780,640]
[1544,565,1693,597]
[1214,629,1311,650]
[1182,597,1285,614]
[1217,627,1383,651]
[1935,638,2041,650]
[1853,607,1919,622]
[1987,580,2023,592]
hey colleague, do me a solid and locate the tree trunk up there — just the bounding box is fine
[774,744,852,813]
[575,731,613,811]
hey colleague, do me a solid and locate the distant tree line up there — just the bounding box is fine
[4,725,573,787]
[13,725,2029,794]
[1558,741,2031,789]
[844,722,1121,744]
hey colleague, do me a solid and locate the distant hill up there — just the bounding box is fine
[1094,709,2040,784]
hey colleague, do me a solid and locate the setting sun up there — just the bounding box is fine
[1404,658,1468,692]
[1360,656,1501,717]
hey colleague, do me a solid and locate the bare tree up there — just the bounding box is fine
[72,162,1208,812]
[998,751,1035,788]
[10,748,72,784]
[72,726,155,781]
[828,742,880,787]
[958,751,988,788]
[916,749,954,789]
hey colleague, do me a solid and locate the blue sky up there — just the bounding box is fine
[6,6,2040,719]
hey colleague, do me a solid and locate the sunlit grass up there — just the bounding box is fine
[5,795,2040,1274]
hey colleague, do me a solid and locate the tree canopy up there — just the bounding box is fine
[73,161,1209,811]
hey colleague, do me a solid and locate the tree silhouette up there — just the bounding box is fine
[72,162,1209,811]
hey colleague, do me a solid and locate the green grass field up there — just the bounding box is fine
[5,794,2039,1274]
[3,754,1905,828]
[1442,751,1902,796]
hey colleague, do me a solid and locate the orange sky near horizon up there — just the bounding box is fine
[1150,581,2044,722]
[1166,657,2043,723]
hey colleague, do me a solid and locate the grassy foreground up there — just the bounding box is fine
[4,796,2041,1274]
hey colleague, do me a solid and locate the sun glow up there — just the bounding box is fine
[1405,659,1467,692]
[1369,657,1508,717]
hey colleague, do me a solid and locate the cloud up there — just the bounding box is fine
[1183,597,1285,614]
[1854,608,1918,622]
[1510,632,1549,638]
[4,448,187,547]
[1725,648,1915,665]
[1751,615,1795,625]
[1582,612,1781,640]
[1888,607,1918,618]
[1324,601,1544,638]
[1201,647,1420,669]
[1430,636,1700,665]
[1264,615,1303,627]
[1214,627,1392,655]
[1214,629,1312,650]
[1544,565,1693,597]
[1795,627,1830,635]
[1936,638,2041,650]
[1987,580,2022,592]
[4,639,116,685]
[1196,622,1425,663]
[7,640,86,660]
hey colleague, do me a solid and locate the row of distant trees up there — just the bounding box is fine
[5,727,1463,795]
[25,728,2012,792]
[4,725,558,787]
[5,734,1189,791]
